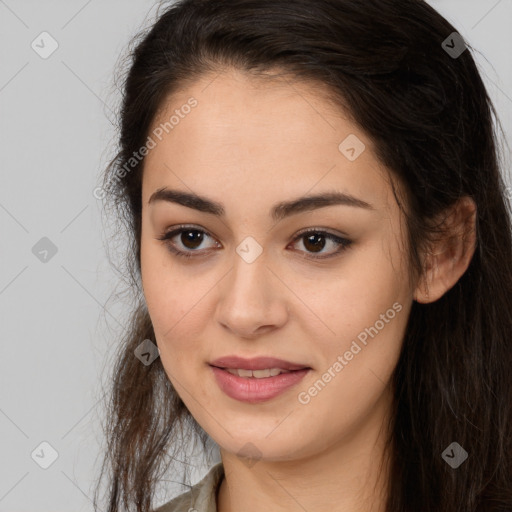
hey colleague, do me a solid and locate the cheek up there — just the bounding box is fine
[313,239,405,328]
[141,241,185,339]
[141,241,173,323]
[298,271,407,439]
[308,239,408,380]
[140,241,213,366]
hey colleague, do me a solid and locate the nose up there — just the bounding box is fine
[214,254,289,339]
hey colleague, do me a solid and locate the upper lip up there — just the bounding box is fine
[209,356,310,371]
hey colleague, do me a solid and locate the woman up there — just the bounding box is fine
[94,0,512,511]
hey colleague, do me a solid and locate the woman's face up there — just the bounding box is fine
[140,68,415,462]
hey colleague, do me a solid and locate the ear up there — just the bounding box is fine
[413,196,477,304]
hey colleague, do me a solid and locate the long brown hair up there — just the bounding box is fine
[93,1,512,510]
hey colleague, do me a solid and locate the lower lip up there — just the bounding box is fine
[210,365,310,403]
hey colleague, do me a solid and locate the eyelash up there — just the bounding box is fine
[155,224,352,261]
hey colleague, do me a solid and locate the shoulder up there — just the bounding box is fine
[153,462,225,512]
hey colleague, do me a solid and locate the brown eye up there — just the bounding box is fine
[290,230,352,260]
[156,226,219,259]
[178,229,206,250]
[302,232,328,253]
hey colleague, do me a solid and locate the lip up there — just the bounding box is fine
[210,365,311,403]
[209,355,310,371]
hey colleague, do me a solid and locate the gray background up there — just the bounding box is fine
[1,1,511,510]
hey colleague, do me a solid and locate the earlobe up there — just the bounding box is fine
[413,196,477,304]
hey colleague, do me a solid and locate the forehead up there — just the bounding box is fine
[142,68,396,216]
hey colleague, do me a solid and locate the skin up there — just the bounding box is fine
[140,67,477,512]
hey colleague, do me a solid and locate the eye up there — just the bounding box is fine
[289,228,353,260]
[155,225,220,259]
[155,225,352,261]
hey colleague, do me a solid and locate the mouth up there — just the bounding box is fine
[210,366,308,378]
[208,363,311,403]
[209,355,311,372]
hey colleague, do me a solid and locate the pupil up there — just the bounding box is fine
[182,230,203,249]
[304,233,325,253]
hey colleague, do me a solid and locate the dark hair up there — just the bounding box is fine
[93,1,512,511]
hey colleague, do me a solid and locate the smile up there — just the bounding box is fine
[210,365,310,403]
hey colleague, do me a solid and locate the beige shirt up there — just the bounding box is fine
[153,462,225,512]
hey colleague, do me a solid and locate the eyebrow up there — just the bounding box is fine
[148,187,375,222]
